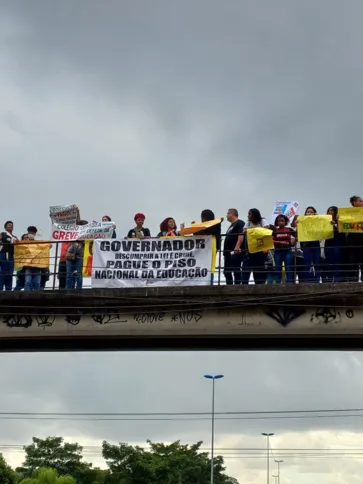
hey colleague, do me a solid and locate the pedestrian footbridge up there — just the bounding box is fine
[0,283,363,352]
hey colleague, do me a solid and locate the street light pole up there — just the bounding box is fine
[261,433,274,484]
[275,459,283,484]
[272,474,278,484]
[204,374,224,484]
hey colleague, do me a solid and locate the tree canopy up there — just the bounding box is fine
[5,436,238,484]
[102,439,235,484]
[0,453,18,484]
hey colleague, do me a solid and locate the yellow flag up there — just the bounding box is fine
[211,237,217,274]
[338,208,363,233]
[179,218,222,236]
[83,240,94,277]
[14,241,51,270]
[297,215,334,242]
[247,228,274,254]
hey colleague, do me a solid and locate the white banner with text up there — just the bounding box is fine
[92,236,213,287]
[51,221,115,241]
[49,204,78,224]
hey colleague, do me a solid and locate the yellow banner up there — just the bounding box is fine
[180,218,222,236]
[297,215,334,242]
[338,208,363,233]
[83,240,94,277]
[247,228,274,254]
[14,241,51,269]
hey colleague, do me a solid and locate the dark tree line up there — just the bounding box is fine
[0,436,238,484]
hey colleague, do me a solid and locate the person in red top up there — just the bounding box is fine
[58,242,71,289]
[273,214,295,283]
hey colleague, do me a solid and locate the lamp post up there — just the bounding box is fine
[275,459,283,484]
[204,374,224,484]
[261,433,274,484]
[272,474,278,484]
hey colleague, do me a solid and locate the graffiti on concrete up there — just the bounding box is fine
[264,307,305,327]
[92,311,127,325]
[65,315,82,326]
[310,308,354,324]
[36,315,55,328]
[3,315,33,328]
[170,311,203,324]
[134,312,165,324]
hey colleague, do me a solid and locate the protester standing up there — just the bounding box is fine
[295,207,322,283]
[242,209,269,285]
[102,215,117,238]
[346,195,363,281]
[324,206,346,282]
[195,209,222,285]
[0,221,18,291]
[66,241,84,290]
[158,218,179,237]
[223,209,245,285]
[23,226,43,291]
[272,214,295,283]
[128,213,151,238]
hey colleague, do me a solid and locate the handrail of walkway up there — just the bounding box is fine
[0,236,361,290]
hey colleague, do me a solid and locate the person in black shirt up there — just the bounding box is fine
[324,206,346,282]
[196,209,222,285]
[127,213,151,239]
[223,209,245,285]
[197,209,222,251]
[0,221,18,291]
[346,195,363,281]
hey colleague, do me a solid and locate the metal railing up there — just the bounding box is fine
[0,236,362,291]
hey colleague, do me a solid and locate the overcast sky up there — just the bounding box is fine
[1,1,363,483]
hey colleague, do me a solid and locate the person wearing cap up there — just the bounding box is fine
[0,221,18,291]
[127,213,151,239]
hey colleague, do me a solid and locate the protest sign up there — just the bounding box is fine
[180,218,223,235]
[247,228,274,254]
[338,208,363,233]
[83,240,93,277]
[49,204,78,224]
[92,236,213,288]
[270,201,299,224]
[14,241,51,270]
[297,215,334,242]
[51,221,115,241]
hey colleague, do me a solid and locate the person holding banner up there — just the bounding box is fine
[195,210,221,285]
[158,218,179,237]
[102,216,117,238]
[296,206,322,283]
[272,215,295,284]
[242,209,269,285]
[23,226,42,291]
[324,206,346,282]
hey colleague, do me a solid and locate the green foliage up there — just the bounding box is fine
[16,437,91,481]
[19,467,75,484]
[102,439,235,484]
[8,436,238,484]
[0,453,18,484]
